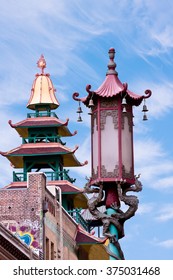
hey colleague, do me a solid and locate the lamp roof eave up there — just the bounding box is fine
[73,47,152,106]
[73,76,151,107]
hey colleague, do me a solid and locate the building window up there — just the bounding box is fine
[46,237,49,260]
[51,242,54,260]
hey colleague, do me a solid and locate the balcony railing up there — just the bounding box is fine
[68,209,89,232]
[27,111,58,118]
[13,170,76,183]
[22,135,64,144]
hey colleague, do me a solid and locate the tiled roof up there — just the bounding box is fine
[76,225,106,244]
[73,48,151,107]
[47,181,83,194]
[0,143,87,168]
[1,142,72,155]
[8,118,75,137]
[9,117,68,128]
[4,180,83,195]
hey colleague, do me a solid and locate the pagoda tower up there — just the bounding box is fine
[1,55,88,188]
[0,55,113,260]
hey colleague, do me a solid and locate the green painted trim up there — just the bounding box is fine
[27,111,58,118]
[13,170,75,184]
[107,208,120,260]
[23,155,61,162]
[62,192,80,195]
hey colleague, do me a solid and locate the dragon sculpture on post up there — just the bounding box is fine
[84,175,142,260]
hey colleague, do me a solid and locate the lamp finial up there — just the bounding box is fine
[107,48,117,75]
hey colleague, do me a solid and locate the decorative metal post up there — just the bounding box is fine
[73,48,152,259]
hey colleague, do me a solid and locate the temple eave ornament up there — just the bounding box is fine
[81,160,88,166]
[73,85,152,109]
[8,120,15,128]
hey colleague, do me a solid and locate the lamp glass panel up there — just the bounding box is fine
[122,115,133,174]
[101,114,118,173]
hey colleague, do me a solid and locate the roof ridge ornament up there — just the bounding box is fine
[37,54,46,74]
[106,48,118,76]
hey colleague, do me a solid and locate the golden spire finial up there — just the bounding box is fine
[27,55,59,111]
[37,54,46,74]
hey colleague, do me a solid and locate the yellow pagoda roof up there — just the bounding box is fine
[27,55,59,111]
[0,143,88,168]
[8,118,77,138]
[76,225,109,260]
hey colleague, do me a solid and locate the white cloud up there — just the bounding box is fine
[0,0,104,106]
[0,0,173,194]
[0,112,20,150]
[134,138,165,165]
[153,177,173,190]
[131,80,173,122]
[137,203,154,215]
[157,239,173,248]
[0,0,173,110]
[126,0,173,58]
[155,204,173,222]
[70,135,91,178]
[0,111,23,187]
[134,136,173,192]
[153,26,173,50]
[134,156,173,191]
[144,83,173,118]
[0,159,13,188]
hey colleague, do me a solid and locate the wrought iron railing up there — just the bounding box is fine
[13,172,25,182]
[22,135,64,144]
[27,112,58,118]
[13,170,76,183]
[67,209,89,232]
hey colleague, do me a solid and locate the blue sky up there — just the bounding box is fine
[0,0,173,260]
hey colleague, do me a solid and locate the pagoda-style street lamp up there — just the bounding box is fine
[73,48,152,260]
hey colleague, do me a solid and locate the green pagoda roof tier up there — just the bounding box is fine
[0,143,88,168]
[8,117,77,138]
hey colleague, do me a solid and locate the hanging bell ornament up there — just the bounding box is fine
[142,99,148,112]
[77,115,83,122]
[142,104,148,112]
[88,108,93,115]
[76,106,83,114]
[77,101,83,114]
[122,97,127,105]
[143,112,148,121]
[122,106,127,113]
[89,98,94,107]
